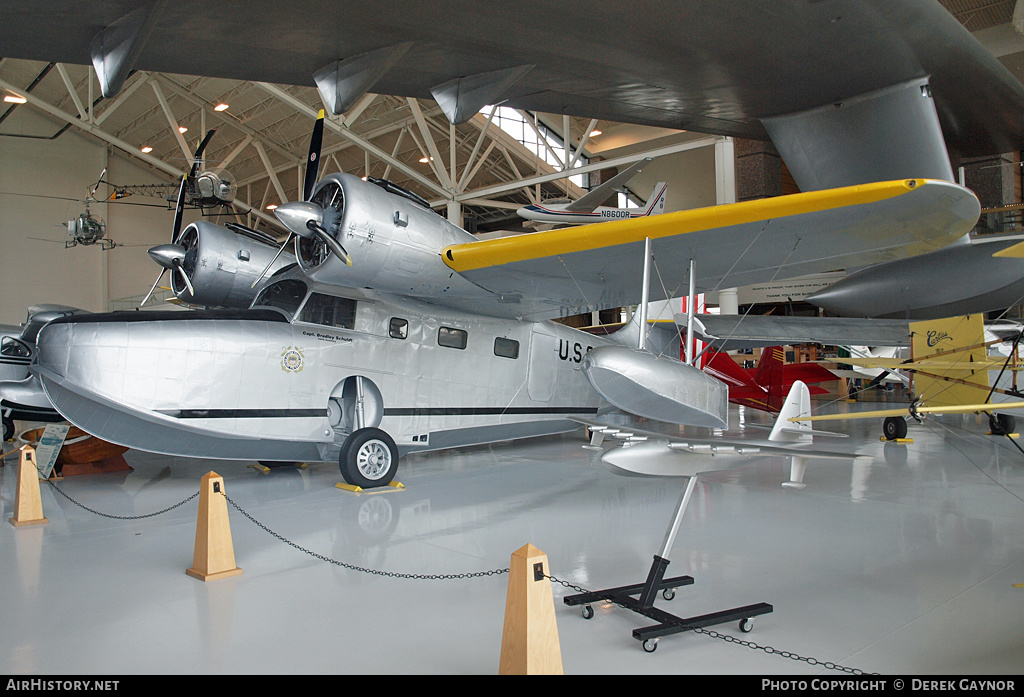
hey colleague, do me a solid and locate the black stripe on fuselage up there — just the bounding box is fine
[153,406,597,419]
[383,406,600,416]
[156,408,326,419]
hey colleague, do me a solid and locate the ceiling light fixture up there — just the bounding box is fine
[590,129,602,137]
[140,146,153,153]
[214,103,229,112]
[266,204,278,210]
[419,156,432,163]
[178,126,188,133]
[4,93,27,104]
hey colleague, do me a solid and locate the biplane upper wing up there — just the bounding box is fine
[442,179,979,321]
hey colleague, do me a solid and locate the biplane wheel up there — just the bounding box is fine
[989,413,1016,436]
[340,428,398,488]
[882,416,907,440]
[2,415,13,442]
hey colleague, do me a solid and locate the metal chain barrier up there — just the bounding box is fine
[222,493,509,581]
[21,456,875,672]
[546,573,876,675]
[23,457,201,520]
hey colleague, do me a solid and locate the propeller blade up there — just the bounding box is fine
[302,110,325,202]
[139,269,167,307]
[171,129,217,244]
[250,233,293,289]
[173,259,195,297]
[309,221,352,267]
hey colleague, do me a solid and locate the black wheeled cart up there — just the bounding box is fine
[563,475,773,652]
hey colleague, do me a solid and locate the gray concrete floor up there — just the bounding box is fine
[1,397,1022,675]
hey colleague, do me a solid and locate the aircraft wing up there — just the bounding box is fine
[564,158,653,213]
[692,314,913,350]
[442,179,979,321]
[2,1,1023,160]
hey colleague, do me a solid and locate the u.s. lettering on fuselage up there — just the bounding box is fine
[558,339,593,363]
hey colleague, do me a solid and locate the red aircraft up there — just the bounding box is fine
[702,347,837,413]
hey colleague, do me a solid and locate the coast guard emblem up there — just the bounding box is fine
[281,346,305,373]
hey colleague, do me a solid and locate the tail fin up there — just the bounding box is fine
[909,314,989,407]
[754,346,787,411]
[769,380,812,443]
[643,182,668,216]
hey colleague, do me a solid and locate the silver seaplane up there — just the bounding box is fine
[29,103,981,488]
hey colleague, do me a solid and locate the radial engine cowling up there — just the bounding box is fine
[581,345,729,429]
[171,220,294,308]
[293,173,477,296]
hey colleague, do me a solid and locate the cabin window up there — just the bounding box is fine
[389,318,409,339]
[298,293,356,329]
[253,279,308,318]
[493,337,519,359]
[438,326,468,349]
[1,337,30,358]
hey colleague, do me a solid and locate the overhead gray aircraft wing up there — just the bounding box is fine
[1,1,1023,165]
[691,314,913,350]
[564,158,653,213]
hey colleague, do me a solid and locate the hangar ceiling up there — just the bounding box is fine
[1,1,1023,235]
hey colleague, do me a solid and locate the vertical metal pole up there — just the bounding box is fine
[638,237,652,350]
[685,258,696,364]
[659,475,699,559]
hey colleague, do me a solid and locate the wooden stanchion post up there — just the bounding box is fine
[498,543,563,675]
[185,471,242,582]
[9,446,47,527]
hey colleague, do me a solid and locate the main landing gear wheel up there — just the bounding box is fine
[339,428,399,488]
[989,413,1016,436]
[882,416,907,440]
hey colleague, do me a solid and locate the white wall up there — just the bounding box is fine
[0,107,198,324]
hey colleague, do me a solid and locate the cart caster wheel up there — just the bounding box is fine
[642,638,659,653]
[662,588,676,601]
[739,617,754,633]
[581,605,594,620]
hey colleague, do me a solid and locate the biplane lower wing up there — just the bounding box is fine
[442,179,979,321]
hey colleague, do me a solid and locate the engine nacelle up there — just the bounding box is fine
[295,173,478,296]
[172,220,295,308]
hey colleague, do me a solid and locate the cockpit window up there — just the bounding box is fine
[253,279,308,317]
[298,293,356,329]
[1,337,31,358]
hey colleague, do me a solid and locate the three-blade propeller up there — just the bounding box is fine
[251,109,352,290]
[140,129,216,306]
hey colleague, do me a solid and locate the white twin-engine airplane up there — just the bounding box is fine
[516,158,667,225]
[29,104,981,489]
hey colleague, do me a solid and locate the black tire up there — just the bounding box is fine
[990,413,1016,436]
[2,415,13,442]
[883,416,907,440]
[339,428,399,488]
